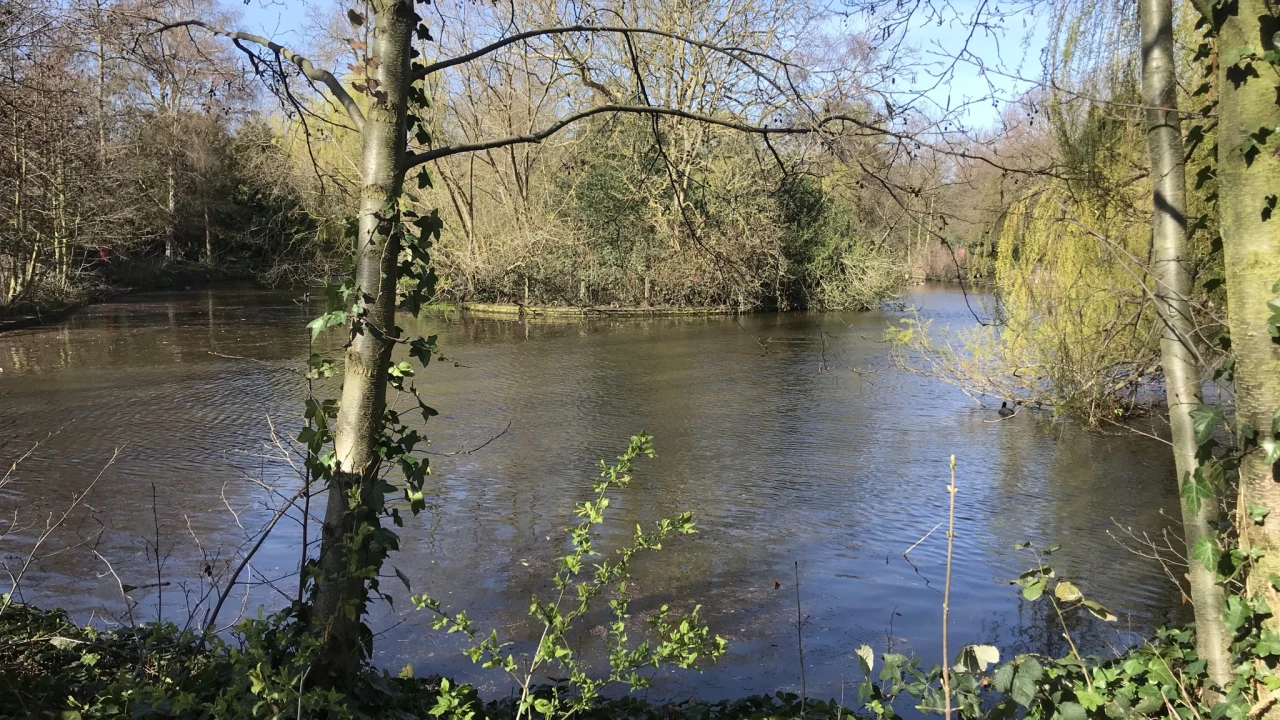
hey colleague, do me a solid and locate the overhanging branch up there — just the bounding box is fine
[414,24,804,80]
[146,18,365,132]
[404,105,882,168]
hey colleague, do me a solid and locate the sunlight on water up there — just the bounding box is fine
[0,284,1185,700]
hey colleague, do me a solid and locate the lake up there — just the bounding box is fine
[0,284,1186,701]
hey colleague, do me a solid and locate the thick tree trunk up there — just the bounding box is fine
[308,0,414,686]
[1140,0,1233,687]
[1217,0,1280,620]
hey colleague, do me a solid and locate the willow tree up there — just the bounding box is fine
[156,0,889,685]
[1140,0,1232,687]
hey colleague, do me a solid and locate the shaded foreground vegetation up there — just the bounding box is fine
[2,0,1278,714]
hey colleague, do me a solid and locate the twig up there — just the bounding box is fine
[904,522,943,558]
[795,560,806,713]
[2,446,120,617]
[942,455,957,720]
[425,421,513,456]
[200,485,308,645]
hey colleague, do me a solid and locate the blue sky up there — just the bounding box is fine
[230,0,1050,130]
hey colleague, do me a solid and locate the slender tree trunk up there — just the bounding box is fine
[1217,0,1280,623]
[309,0,414,686]
[166,161,176,261]
[203,202,212,264]
[1140,0,1233,688]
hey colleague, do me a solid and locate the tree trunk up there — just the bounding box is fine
[166,162,176,261]
[1140,0,1233,687]
[308,0,414,686]
[1217,0,1280,620]
[204,202,213,264]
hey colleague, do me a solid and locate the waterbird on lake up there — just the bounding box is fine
[998,401,1015,417]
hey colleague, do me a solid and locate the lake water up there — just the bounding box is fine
[0,284,1187,701]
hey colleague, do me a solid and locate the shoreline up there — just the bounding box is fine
[460,302,742,317]
[0,262,259,335]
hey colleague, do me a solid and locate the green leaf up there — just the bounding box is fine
[1257,630,1280,656]
[1250,502,1272,525]
[855,644,875,675]
[1181,467,1215,515]
[1223,45,1257,64]
[47,636,82,650]
[1076,688,1106,711]
[1147,657,1176,687]
[1192,536,1221,571]
[1056,701,1087,720]
[1081,599,1118,622]
[1222,595,1252,632]
[1011,658,1043,706]
[955,644,1000,672]
[993,662,1016,693]
[306,310,349,341]
[1190,404,1225,445]
[1262,436,1280,465]
[1022,577,1047,601]
[1055,581,1083,602]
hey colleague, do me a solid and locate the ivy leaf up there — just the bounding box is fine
[306,310,349,341]
[1221,44,1256,65]
[347,9,365,26]
[1181,467,1215,515]
[1148,657,1176,687]
[1262,436,1280,465]
[1257,630,1280,656]
[1192,537,1221,571]
[1189,404,1225,445]
[1249,502,1271,525]
[1222,595,1252,632]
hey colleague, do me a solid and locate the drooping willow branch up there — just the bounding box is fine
[143,18,366,131]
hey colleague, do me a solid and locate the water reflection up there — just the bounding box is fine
[0,284,1186,700]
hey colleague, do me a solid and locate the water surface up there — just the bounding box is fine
[0,285,1187,700]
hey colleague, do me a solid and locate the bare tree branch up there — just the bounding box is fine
[414,24,805,80]
[144,18,365,131]
[407,105,883,168]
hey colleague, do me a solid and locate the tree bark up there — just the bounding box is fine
[166,161,176,261]
[308,0,414,686]
[1217,0,1280,622]
[1140,0,1233,688]
[203,202,212,263]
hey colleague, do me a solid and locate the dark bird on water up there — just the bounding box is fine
[998,401,1015,417]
